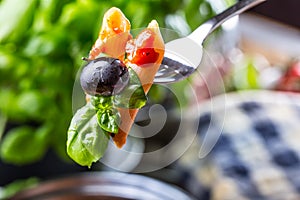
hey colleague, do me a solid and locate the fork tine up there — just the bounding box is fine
[154,57,195,82]
[161,57,194,76]
[154,57,195,83]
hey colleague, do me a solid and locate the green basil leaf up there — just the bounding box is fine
[0,112,7,141]
[0,126,48,165]
[67,104,109,167]
[114,68,147,109]
[0,0,38,42]
[97,109,120,133]
[0,177,39,199]
[91,96,113,110]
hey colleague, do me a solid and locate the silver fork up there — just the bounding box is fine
[154,0,267,84]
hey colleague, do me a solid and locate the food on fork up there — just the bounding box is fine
[67,7,165,167]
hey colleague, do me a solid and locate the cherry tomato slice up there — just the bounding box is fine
[126,29,160,66]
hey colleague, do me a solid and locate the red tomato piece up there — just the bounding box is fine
[126,29,160,66]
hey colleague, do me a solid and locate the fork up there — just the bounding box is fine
[154,0,267,84]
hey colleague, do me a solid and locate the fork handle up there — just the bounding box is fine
[188,0,267,44]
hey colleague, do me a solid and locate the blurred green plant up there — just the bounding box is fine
[225,56,262,92]
[0,177,39,199]
[0,113,6,140]
[233,59,260,90]
[0,0,224,165]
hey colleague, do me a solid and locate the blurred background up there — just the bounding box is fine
[0,0,300,199]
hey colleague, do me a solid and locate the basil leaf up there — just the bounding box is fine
[0,0,38,42]
[0,126,48,165]
[97,109,120,133]
[67,104,109,167]
[0,112,7,140]
[91,96,113,110]
[114,68,147,109]
[0,177,39,199]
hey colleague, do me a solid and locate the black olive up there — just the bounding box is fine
[80,57,129,96]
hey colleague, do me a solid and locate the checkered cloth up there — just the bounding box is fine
[175,91,300,200]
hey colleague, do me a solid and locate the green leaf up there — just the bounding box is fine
[91,96,113,110]
[0,177,39,199]
[232,58,260,90]
[17,90,47,120]
[97,109,120,134]
[0,0,38,42]
[0,112,7,141]
[247,62,260,89]
[114,68,147,109]
[224,0,237,7]
[0,126,48,165]
[59,1,101,41]
[0,89,19,119]
[67,104,109,167]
